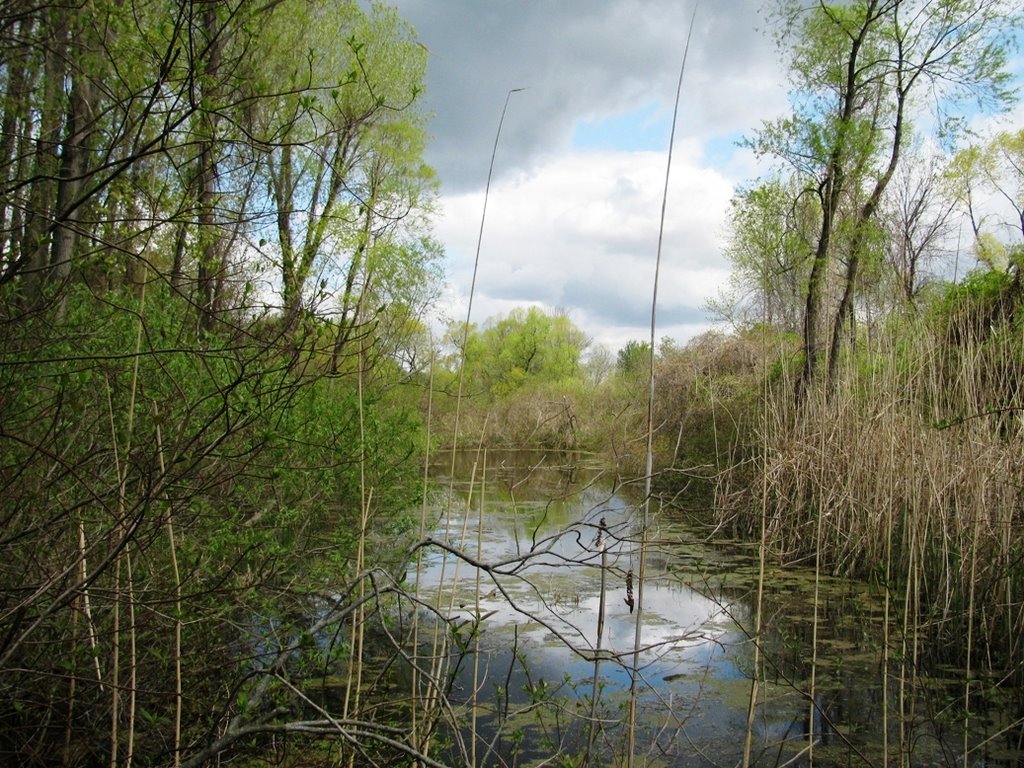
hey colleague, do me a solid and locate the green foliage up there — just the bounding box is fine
[947,128,1024,274]
[0,280,430,763]
[0,0,436,761]
[615,340,651,377]
[934,267,1021,344]
[710,177,814,332]
[457,307,589,399]
[245,0,439,334]
[751,0,1020,394]
[432,310,591,449]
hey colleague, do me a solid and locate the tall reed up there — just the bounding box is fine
[412,88,524,765]
[627,6,700,764]
[720,308,1023,671]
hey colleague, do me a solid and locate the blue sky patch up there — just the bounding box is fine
[572,101,672,152]
[702,131,744,166]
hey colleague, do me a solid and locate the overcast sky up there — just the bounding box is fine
[387,0,1021,356]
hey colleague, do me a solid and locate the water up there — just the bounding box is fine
[406,450,1024,767]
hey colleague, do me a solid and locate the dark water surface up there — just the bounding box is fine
[408,450,1023,767]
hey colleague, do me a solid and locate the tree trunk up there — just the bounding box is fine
[196,3,223,333]
[50,73,93,292]
[0,18,31,271]
[795,1,878,405]
[20,8,66,304]
[826,55,911,391]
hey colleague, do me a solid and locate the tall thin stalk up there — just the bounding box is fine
[110,543,120,768]
[154,411,182,768]
[808,409,826,762]
[448,86,523,462]
[470,449,487,767]
[424,88,521,762]
[78,521,103,688]
[627,6,699,765]
[63,582,78,768]
[900,507,921,768]
[742,429,769,768]
[125,549,137,768]
[883,390,895,768]
[964,498,981,764]
[107,274,145,768]
[586,519,609,765]
[344,343,371,768]
[410,347,436,759]
[743,153,771,768]
[441,434,487,620]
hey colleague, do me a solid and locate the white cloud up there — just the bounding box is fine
[429,145,735,350]
[392,0,784,189]
[384,1,785,349]
[388,1,1022,352]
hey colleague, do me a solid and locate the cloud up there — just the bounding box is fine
[392,0,784,191]
[385,0,791,349]
[431,146,734,351]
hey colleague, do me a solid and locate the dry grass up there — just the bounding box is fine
[719,311,1024,663]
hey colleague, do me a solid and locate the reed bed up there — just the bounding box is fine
[721,311,1024,667]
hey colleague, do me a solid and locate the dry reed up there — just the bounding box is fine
[720,310,1023,667]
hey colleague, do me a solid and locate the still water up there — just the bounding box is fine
[408,451,1022,767]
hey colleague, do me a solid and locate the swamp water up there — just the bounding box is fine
[406,451,1023,767]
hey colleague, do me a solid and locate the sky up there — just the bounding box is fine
[386,0,1022,356]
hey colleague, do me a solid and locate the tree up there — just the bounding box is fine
[0,1,441,764]
[616,339,652,377]
[583,344,615,388]
[711,177,814,332]
[244,3,437,349]
[947,128,1024,278]
[880,150,957,307]
[465,308,589,397]
[753,0,1020,400]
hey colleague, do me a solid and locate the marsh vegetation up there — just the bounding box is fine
[0,0,1022,766]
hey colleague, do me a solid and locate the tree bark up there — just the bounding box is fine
[795,0,880,405]
[50,73,93,291]
[196,3,223,333]
[20,8,66,304]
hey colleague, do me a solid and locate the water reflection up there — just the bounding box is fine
[408,451,1023,767]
